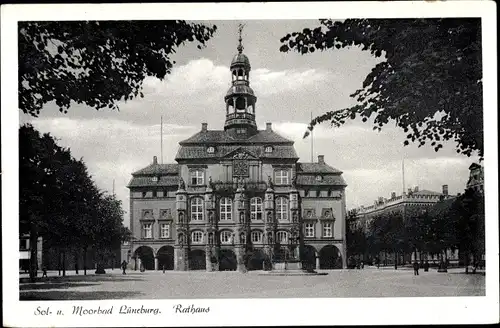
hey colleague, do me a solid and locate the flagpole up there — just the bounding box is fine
[161,115,163,164]
[310,111,314,162]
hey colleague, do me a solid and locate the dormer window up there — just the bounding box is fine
[236,128,246,134]
[152,176,158,182]
[207,146,215,154]
[265,146,273,153]
[315,175,322,182]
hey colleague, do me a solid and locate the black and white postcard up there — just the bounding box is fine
[2,1,498,327]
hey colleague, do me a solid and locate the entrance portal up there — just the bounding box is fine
[188,249,206,270]
[157,246,174,271]
[319,245,342,269]
[219,249,237,271]
[134,246,155,271]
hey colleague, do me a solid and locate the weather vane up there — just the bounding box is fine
[237,23,246,53]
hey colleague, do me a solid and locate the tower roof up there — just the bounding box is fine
[230,53,251,69]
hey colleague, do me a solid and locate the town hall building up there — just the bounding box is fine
[123,35,348,272]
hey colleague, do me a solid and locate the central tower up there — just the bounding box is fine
[224,24,257,138]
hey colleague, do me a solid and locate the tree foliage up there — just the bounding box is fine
[20,124,131,279]
[19,21,217,116]
[280,19,483,157]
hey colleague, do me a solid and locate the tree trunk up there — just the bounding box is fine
[62,249,66,277]
[394,250,398,270]
[465,250,469,274]
[83,246,87,275]
[29,221,38,282]
[58,248,61,276]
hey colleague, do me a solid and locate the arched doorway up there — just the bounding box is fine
[157,246,174,271]
[134,246,155,271]
[246,248,265,271]
[319,245,342,269]
[219,249,237,271]
[188,249,206,270]
[302,245,317,271]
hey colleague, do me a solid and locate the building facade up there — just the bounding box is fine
[352,185,454,232]
[123,39,348,272]
[466,162,484,194]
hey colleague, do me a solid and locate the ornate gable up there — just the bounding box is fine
[222,147,259,160]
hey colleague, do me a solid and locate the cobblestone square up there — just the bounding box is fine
[20,267,485,300]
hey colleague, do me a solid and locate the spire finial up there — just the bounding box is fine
[237,23,245,53]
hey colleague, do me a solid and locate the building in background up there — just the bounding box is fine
[466,162,484,193]
[124,36,348,272]
[352,185,454,232]
[19,234,42,273]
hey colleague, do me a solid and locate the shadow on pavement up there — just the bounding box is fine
[20,282,102,291]
[20,275,146,284]
[20,291,142,301]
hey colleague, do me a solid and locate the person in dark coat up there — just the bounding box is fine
[424,260,429,272]
[121,260,127,275]
[413,261,420,275]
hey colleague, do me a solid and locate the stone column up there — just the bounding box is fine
[174,246,187,271]
[235,246,245,272]
[316,256,320,270]
[134,257,138,271]
[154,256,159,271]
[205,247,212,272]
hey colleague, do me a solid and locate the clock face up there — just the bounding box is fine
[233,160,249,176]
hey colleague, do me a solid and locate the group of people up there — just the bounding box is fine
[412,260,430,275]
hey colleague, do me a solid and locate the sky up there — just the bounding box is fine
[20,20,481,227]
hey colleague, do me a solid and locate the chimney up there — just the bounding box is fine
[153,156,158,165]
[318,155,325,164]
[266,122,272,131]
[414,186,419,192]
[391,192,396,199]
[408,188,412,195]
[442,184,449,196]
[201,123,208,132]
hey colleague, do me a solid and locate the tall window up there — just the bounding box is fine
[220,197,232,220]
[323,223,333,237]
[191,231,203,244]
[251,231,263,243]
[250,197,263,221]
[191,197,204,221]
[142,223,152,239]
[276,231,288,244]
[274,169,289,185]
[220,230,232,244]
[275,197,289,221]
[160,223,170,238]
[190,169,204,185]
[305,223,315,237]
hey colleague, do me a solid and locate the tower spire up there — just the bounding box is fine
[237,23,245,54]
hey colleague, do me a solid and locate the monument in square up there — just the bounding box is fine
[123,26,348,273]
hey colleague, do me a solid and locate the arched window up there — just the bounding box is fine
[190,197,204,221]
[191,231,203,244]
[220,230,233,244]
[220,197,232,220]
[251,230,263,243]
[276,231,288,244]
[250,197,263,221]
[275,197,289,221]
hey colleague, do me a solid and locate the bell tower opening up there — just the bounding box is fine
[224,24,257,138]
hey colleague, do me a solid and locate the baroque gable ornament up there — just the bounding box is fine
[233,160,249,176]
[233,152,249,159]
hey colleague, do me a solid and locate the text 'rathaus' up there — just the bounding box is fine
[122,35,348,272]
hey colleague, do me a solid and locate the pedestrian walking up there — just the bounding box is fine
[413,260,420,276]
[424,260,429,272]
[121,260,127,275]
[42,266,48,278]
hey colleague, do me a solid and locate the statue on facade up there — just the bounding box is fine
[239,212,245,224]
[208,176,215,189]
[267,211,273,224]
[292,212,298,223]
[267,175,274,189]
[178,177,186,190]
[291,175,297,188]
[208,211,215,224]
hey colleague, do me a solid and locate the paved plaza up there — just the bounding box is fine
[19,267,485,300]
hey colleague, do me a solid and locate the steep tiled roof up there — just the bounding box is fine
[132,163,179,176]
[297,162,343,174]
[127,175,179,188]
[297,175,347,186]
[175,144,298,160]
[179,129,293,145]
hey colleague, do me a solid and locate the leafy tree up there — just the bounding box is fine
[19,124,130,279]
[19,21,217,116]
[280,19,482,157]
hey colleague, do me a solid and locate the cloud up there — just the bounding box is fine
[252,68,330,96]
